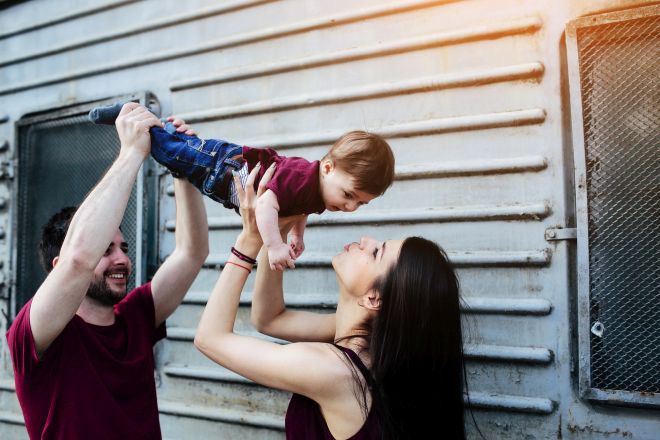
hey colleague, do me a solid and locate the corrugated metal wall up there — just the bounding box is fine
[0,0,658,439]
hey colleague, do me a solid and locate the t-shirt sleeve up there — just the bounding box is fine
[6,300,42,375]
[117,282,166,345]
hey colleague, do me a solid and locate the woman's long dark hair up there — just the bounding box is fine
[369,236,467,439]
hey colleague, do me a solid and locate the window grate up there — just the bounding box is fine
[569,6,660,406]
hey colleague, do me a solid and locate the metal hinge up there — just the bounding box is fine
[0,268,8,301]
[545,227,577,241]
[0,159,16,180]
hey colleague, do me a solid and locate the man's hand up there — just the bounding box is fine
[115,103,163,159]
[267,242,296,271]
[167,116,197,136]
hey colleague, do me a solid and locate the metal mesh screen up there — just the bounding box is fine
[577,16,660,392]
[16,114,139,310]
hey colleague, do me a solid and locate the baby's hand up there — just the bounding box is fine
[268,242,296,271]
[290,235,305,259]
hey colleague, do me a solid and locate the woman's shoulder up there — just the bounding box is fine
[296,342,357,372]
[289,342,358,394]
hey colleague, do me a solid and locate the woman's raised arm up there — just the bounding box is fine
[194,164,340,400]
[251,240,336,343]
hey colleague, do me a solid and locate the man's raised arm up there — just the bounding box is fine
[29,103,161,354]
[151,122,209,327]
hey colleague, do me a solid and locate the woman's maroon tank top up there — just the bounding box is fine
[284,345,382,439]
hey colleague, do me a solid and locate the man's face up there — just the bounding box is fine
[88,230,132,306]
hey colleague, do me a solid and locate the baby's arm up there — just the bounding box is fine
[289,216,307,258]
[256,190,296,271]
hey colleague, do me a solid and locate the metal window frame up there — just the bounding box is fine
[566,4,660,408]
[8,91,160,320]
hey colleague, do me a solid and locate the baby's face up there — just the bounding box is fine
[320,166,376,212]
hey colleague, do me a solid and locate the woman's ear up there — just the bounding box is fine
[52,256,60,268]
[358,290,382,311]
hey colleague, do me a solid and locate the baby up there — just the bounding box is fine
[89,103,395,270]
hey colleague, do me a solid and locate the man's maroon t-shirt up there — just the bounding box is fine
[242,146,325,216]
[6,283,166,440]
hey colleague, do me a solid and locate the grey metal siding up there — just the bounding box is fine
[0,0,658,439]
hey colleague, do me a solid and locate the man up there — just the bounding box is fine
[6,103,208,439]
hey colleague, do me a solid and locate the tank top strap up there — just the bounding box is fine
[333,344,371,379]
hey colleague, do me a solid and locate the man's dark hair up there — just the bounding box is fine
[39,206,77,273]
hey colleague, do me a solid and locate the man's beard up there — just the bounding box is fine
[87,276,127,306]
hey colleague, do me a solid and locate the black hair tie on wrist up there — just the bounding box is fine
[231,247,257,265]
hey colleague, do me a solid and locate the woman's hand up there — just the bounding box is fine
[233,162,276,252]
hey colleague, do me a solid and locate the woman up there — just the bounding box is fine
[195,164,468,439]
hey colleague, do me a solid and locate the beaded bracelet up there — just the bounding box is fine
[231,246,257,265]
[225,261,251,274]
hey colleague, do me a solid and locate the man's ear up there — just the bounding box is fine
[359,290,382,311]
[52,256,59,268]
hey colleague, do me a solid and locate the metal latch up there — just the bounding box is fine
[545,227,577,241]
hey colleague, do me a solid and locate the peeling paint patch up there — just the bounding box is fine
[567,424,633,437]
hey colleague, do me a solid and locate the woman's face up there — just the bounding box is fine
[333,236,403,296]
